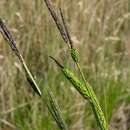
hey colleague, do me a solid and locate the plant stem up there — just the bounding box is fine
[75,62,108,130]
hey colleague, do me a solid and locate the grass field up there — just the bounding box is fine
[0,0,130,130]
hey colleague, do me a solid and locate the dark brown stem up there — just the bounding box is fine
[44,0,68,44]
[59,8,73,49]
[0,18,20,59]
[49,56,64,69]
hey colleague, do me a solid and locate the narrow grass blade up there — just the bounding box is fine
[0,18,41,96]
[21,57,42,96]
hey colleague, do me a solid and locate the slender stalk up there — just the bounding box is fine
[76,62,91,98]
[75,62,108,130]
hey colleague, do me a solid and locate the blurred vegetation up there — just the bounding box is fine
[0,0,130,130]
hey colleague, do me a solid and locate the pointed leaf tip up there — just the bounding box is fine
[49,56,64,69]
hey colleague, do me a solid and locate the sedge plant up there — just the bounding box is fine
[0,18,67,130]
[0,18,41,96]
[44,0,108,129]
[0,1,108,129]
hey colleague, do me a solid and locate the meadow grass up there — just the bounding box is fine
[0,0,130,130]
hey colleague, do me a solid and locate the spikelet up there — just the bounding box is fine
[70,48,79,62]
[46,90,67,130]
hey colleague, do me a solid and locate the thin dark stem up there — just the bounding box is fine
[44,0,68,44]
[49,56,64,69]
[0,18,20,59]
[59,8,73,49]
